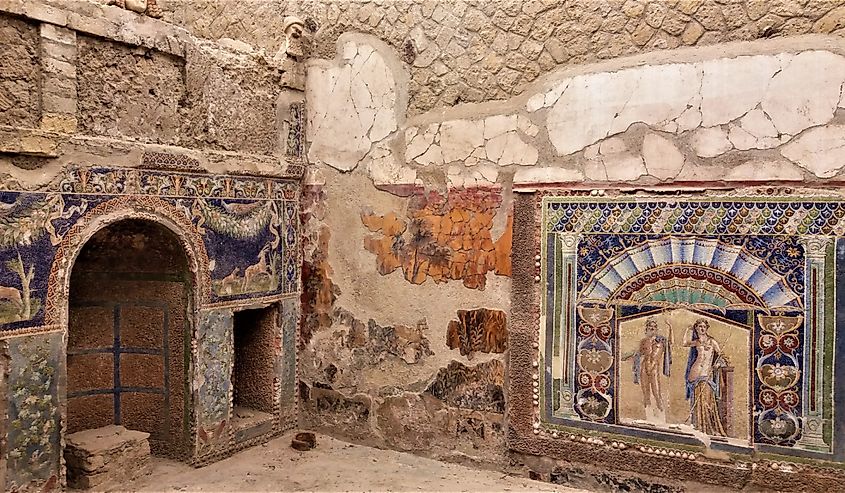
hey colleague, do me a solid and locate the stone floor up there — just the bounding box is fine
[121,432,587,492]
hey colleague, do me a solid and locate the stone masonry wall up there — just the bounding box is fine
[0,0,306,187]
[297,25,845,490]
[0,14,40,127]
[164,0,845,114]
[77,35,187,145]
[0,1,306,490]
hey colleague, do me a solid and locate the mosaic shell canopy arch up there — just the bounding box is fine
[518,190,845,463]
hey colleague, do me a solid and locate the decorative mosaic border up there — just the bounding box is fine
[141,151,202,172]
[45,194,212,325]
[3,166,301,200]
[509,191,845,486]
[0,165,302,336]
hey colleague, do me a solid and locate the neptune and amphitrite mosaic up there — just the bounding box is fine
[535,192,845,461]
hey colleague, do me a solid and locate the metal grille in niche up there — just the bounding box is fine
[67,300,170,429]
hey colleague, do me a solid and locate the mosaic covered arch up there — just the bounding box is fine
[0,165,302,485]
[45,194,212,328]
[511,191,845,466]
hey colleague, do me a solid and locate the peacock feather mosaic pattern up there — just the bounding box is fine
[531,192,845,462]
[0,166,300,334]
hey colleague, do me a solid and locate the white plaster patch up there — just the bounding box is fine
[604,153,647,181]
[781,125,845,178]
[611,64,700,134]
[513,167,584,185]
[727,125,758,151]
[724,160,805,181]
[547,71,634,155]
[440,120,484,163]
[486,131,538,166]
[367,140,416,185]
[674,103,702,132]
[542,50,845,157]
[406,124,439,162]
[642,133,684,180]
[674,163,728,182]
[406,114,537,167]
[583,158,608,181]
[762,51,845,136]
[547,64,698,155]
[517,115,540,137]
[483,115,517,139]
[415,143,443,166]
[307,39,400,172]
[446,163,499,188]
[690,126,732,158]
[599,137,627,155]
[699,55,781,127]
[526,93,545,113]
[739,108,778,139]
[526,79,570,112]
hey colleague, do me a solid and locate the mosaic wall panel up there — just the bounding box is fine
[194,309,234,456]
[531,194,845,461]
[278,297,298,416]
[5,332,63,492]
[0,166,300,334]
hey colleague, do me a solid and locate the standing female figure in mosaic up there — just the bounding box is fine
[683,319,728,436]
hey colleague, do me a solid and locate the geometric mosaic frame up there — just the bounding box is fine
[509,190,845,474]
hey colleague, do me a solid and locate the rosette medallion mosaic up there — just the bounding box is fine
[520,192,845,461]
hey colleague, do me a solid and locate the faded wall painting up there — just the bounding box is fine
[362,187,511,290]
[534,192,844,461]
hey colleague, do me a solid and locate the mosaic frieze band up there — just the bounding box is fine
[0,166,301,334]
[537,195,843,461]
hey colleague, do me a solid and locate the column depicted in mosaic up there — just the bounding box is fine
[528,193,845,460]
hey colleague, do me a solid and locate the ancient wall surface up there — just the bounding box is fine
[0,14,40,127]
[0,0,304,491]
[294,14,845,489]
[164,0,845,115]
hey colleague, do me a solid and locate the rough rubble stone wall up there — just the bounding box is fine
[298,26,845,493]
[0,14,40,127]
[77,35,187,145]
[0,0,307,490]
[179,43,285,155]
[164,0,845,114]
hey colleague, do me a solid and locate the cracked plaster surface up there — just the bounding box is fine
[781,125,845,178]
[307,37,400,172]
[538,51,845,158]
[406,115,540,168]
[308,40,845,186]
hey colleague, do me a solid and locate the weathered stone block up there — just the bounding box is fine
[39,23,75,44]
[0,13,40,127]
[41,112,77,133]
[64,425,151,490]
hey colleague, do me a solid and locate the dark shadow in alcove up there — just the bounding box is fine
[67,218,192,459]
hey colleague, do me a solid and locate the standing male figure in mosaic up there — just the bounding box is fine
[622,318,673,414]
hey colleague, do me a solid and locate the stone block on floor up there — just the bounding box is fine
[64,425,152,490]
